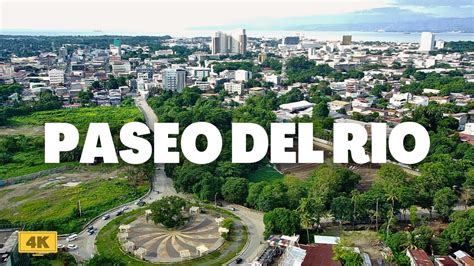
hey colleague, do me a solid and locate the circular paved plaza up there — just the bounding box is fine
[121,213,224,263]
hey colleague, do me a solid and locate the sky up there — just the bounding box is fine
[1,0,473,35]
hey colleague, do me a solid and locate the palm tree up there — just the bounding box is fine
[350,190,360,229]
[386,192,398,238]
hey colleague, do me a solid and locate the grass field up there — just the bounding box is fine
[248,164,284,183]
[8,106,143,132]
[0,166,148,234]
[0,106,144,179]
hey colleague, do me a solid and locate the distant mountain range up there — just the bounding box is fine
[287,18,474,33]
[193,7,474,33]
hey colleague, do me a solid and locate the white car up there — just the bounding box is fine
[57,244,65,249]
[66,234,77,242]
[67,244,78,250]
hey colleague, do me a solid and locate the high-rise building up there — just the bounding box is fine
[235,70,252,82]
[113,38,122,55]
[257,53,267,64]
[212,29,247,54]
[435,40,445,49]
[342,35,352,45]
[48,69,65,85]
[163,68,186,93]
[419,32,435,52]
[282,36,300,45]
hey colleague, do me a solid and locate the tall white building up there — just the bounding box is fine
[212,29,247,54]
[224,81,244,95]
[419,32,435,52]
[235,70,252,82]
[48,69,65,85]
[163,68,186,93]
[111,61,131,76]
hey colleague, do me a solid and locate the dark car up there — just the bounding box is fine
[235,257,243,264]
[116,210,123,216]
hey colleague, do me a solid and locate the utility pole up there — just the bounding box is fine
[375,198,379,232]
[78,200,82,217]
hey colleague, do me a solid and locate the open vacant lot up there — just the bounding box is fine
[275,140,380,190]
[0,106,143,179]
[0,165,148,233]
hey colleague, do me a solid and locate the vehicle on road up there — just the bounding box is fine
[229,207,236,211]
[102,214,110,220]
[236,257,243,264]
[88,226,94,231]
[66,234,77,242]
[121,206,128,212]
[136,200,146,206]
[116,210,123,216]
[67,244,78,250]
[58,244,65,249]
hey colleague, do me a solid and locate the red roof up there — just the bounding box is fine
[407,249,434,266]
[459,133,474,145]
[435,256,459,266]
[459,255,474,266]
[300,244,341,266]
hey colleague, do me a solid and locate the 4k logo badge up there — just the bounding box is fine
[18,231,57,253]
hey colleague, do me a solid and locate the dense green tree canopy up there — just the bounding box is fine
[150,196,187,228]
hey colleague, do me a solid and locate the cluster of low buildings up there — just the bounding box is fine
[0,31,472,141]
[249,234,474,266]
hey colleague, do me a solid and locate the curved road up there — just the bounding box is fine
[61,97,265,264]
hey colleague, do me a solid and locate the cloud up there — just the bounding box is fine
[390,0,473,7]
[389,0,474,17]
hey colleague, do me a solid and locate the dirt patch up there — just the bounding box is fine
[342,231,386,264]
[275,140,380,189]
[0,167,122,208]
[0,126,44,136]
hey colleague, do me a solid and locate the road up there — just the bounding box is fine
[59,97,176,261]
[61,97,266,264]
[225,204,266,265]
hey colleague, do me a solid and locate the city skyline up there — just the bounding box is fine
[1,0,474,36]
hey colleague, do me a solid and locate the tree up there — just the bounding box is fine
[412,226,434,252]
[298,197,325,242]
[441,209,474,253]
[308,164,361,207]
[246,182,267,208]
[416,162,452,213]
[150,196,187,228]
[313,102,329,118]
[192,175,224,201]
[333,238,363,265]
[221,177,249,204]
[409,205,420,226]
[78,90,93,105]
[263,208,301,238]
[256,182,288,211]
[374,164,413,234]
[85,254,125,266]
[331,196,352,223]
[461,169,474,208]
[433,188,458,220]
[283,175,308,209]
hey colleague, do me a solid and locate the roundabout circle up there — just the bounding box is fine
[118,212,224,263]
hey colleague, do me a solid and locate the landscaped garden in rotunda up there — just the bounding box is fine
[116,196,233,263]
